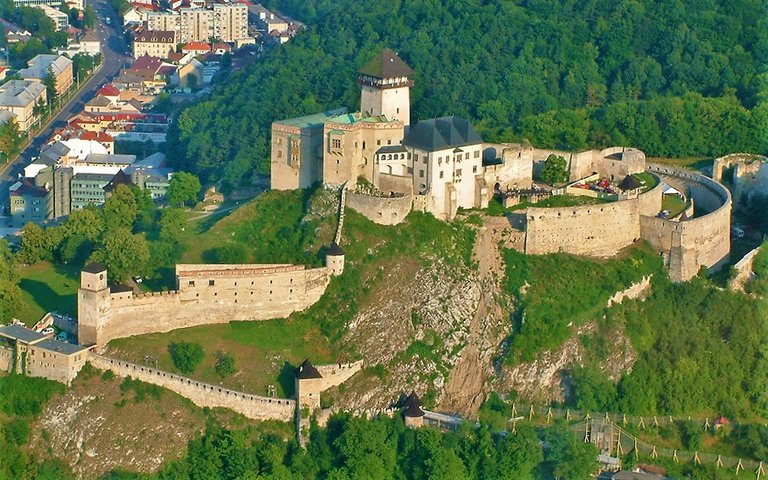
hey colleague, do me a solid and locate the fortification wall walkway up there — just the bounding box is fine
[89,354,295,422]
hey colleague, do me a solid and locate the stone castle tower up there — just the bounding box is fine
[358,48,413,126]
[325,243,345,276]
[77,262,110,346]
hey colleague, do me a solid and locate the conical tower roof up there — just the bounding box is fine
[358,48,413,79]
[296,359,323,379]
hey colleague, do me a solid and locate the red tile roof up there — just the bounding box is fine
[97,84,120,97]
[182,42,211,52]
[80,130,114,142]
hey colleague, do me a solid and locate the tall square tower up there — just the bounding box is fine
[358,49,413,126]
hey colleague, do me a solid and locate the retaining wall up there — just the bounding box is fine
[89,354,295,421]
[730,247,762,291]
[346,191,412,225]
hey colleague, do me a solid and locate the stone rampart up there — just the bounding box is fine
[636,176,663,216]
[346,191,412,225]
[713,153,768,205]
[643,164,731,282]
[482,144,533,192]
[524,200,640,257]
[89,354,295,421]
[729,246,762,291]
[81,266,331,347]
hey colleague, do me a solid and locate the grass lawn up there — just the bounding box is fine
[662,194,688,218]
[17,262,80,326]
[107,317,339,398]
[632,172,659,191]
[648,156,712,171]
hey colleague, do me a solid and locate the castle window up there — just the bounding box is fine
[234,282,237,286]
[377,139,381,145]
[439,171,444,179]
[188,280,195,287]
[387,139,392,145]
[363,141,366,149]
[465,153,469,159]
[332,138,341,149]
[473,166,477,173]
[456,169,462,177]
[419,170,424,178]
[414,154,419,162]
[397,108,400,114]
[474,150,480,158]
[209,280,215,286]
[407,167,413,174]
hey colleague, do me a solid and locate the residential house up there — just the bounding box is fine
[0,80,47,131]
[174,58,204,88]
[0,66,6,81]
[124,56,175,93]
[133,30,176,59]
[122,7,143,25]
[19,54,74,96]
[181,41,211,55]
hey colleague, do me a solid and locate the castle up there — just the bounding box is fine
[270,49,734,282]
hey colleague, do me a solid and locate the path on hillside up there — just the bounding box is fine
[438,216,509,416]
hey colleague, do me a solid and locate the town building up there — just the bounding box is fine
[133,30,176,59]
[9,178,50,225]
[0,323,88,386]
[146,11,181,33]
[0,79,47,131]
[212,3,247,43]
[18,54,74,96]
[34,4,69,31]
[12,0,83,11]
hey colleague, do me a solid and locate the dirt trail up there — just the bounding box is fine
[438,216,510,416]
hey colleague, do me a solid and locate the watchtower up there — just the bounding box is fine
[325,243,345,276]
[77,262,110,347]
[402,391,425,428]
[295,358,324,412]
[358,48,413,126]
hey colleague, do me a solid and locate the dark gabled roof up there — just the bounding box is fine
[83,262,107,273]
[296,359,323,379]
[619,175,642,191]
[0,323,47,344]
[358,48,413,79]
[34,339,88,356]
[327,243,344,256]
[375,145,408,155]
[403,392,425,417]
[403,116,483,152]
[103,169,133,192]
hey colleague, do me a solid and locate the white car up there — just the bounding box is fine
[42,327,55,335]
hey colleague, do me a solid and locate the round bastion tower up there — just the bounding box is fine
[325,243,345,276]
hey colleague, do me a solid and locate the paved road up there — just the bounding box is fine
[0,0,130,216]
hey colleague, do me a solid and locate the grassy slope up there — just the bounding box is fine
[16,263,80,326]
[107,191,476,399]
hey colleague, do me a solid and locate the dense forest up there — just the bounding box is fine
[168,0,767,184]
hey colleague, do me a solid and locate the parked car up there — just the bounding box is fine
[42,327,54,335]
[732,227,745,238]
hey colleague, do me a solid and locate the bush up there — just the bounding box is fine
[168,342,205,374]
[0,375,63,417]
[3,418,30,446]
[214,351,237,378]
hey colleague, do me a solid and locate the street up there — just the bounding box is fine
[0,0,131,219]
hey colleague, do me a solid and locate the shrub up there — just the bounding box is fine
[214,351,237,378]
[168,342,205,374]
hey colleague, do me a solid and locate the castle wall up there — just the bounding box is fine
[374,172,413,195]
[0,347,12,372]
[730,246,762,291]
[80,265,331,347]
[270,123,325,190]
[346,191,412,225]
[89,354,295,421]
[636,176,663,216]
[525,199,640,257]
[642,164,731,282]
[322,121,404,186]
[482,144,534,192]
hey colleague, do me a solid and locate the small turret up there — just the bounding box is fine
[402,391,425,428]
[325,243,345,276]
[77,262,110,347]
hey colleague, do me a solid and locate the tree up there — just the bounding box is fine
[214,351,236,378]
[0,240,22,321]
[102,184,138,232]
[82,5,97,29]
[0,119,21,162]
[17,223,54,264]
[89,228,149,282]
[168,342,204,374]
[542,423,599,480]
[539,154,569,185]
[44,68,58,104]
[167,172,201,207]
